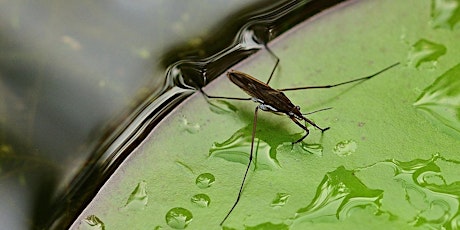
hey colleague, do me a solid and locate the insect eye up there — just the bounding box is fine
[295,105,300,110]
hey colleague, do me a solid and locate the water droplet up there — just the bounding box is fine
[271,192,290,207]
[165,207,193,229]
[413,63,460,138]
[208,99,238,114]
[195,173,215,189]
[430,0,460,30]
[210,122,312,170]
[407,39,446,68]
[180,117,200,134]
[209,125,281,170]
[191,193,211,207]
[353,154,460,228]
[333,140,357,157]
[78,215,105,230]
[121,181,148,211]
[294,166,383,223]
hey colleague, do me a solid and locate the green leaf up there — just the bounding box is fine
[72,1,460,230]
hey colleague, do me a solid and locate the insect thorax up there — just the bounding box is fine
[251,97,278,112]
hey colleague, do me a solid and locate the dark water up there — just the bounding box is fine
[0,0,347,229]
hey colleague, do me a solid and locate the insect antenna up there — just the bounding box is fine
[302,107,333,115]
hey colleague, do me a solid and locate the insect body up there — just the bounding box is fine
[227,70,329,143]
[200,45,399,225]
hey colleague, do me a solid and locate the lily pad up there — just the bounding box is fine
[71,1,460,230]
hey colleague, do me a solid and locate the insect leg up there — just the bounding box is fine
[199,88,251,101]
[220,106,260,225]
[290,116,330,143]
[264,44,280,85]
[278,62,400,92]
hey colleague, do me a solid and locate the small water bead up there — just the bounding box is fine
[79,215,105,230]
[414,63,460,138]
[195,173,215,189]
[191,193,211,207]
[271,193,291,207]
[407,39,446,68]
[122,180,148,211]
[180,117,200,134]
[165,207,193,229]
[333,140,357,157]
[430,0,460,29]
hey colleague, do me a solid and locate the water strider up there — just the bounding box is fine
[200,44,400,225]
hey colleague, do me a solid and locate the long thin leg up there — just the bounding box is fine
[200,88,251,101]
[278,62,400,92]
[290,116,330,143]
[220,106,259,226]
[264,44,280,85]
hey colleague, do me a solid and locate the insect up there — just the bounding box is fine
[200,44,400,225]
